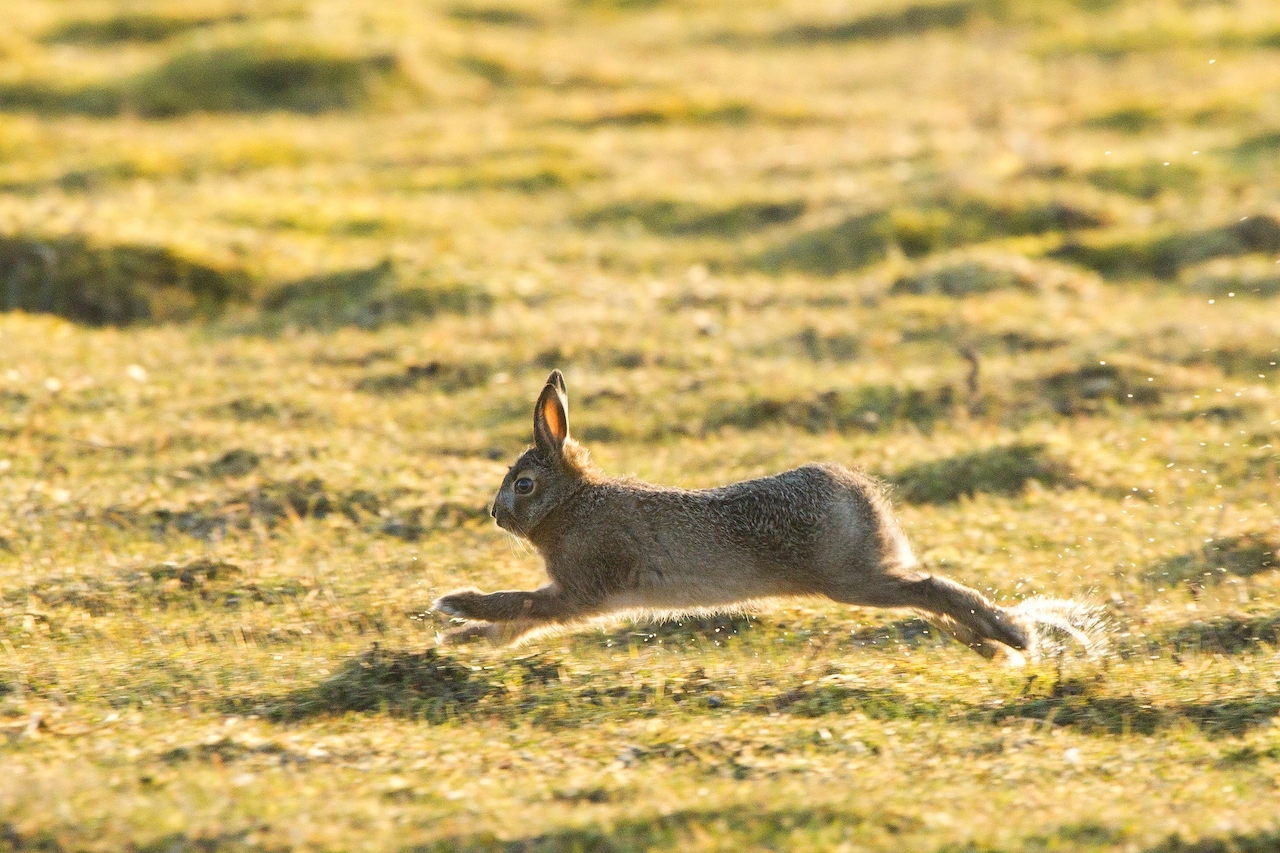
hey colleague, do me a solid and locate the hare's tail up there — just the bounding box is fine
[1008,597,1109,661]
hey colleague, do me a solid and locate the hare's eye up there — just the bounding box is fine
[514,477,535,495]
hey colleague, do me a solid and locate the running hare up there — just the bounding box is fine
[434,371,1103,660]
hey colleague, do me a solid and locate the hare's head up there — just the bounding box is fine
[491,370,595,536]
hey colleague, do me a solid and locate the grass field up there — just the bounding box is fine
[2,0,1279,850]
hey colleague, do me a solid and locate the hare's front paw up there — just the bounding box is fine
[433,590,484,620]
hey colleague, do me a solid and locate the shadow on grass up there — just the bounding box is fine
[1050,214,1280,280]
[776,1,981,43]
[577,198,806,237]
[0,234,248,325]
[1082,104,1166,134]
[229,642,1280,738]
[0,44,406,117]
[887,444,1074,505]
[754,198,1102,275]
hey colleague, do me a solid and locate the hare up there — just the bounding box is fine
[434,370,1104,660]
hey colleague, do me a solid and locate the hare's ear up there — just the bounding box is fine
[533,371,569,457]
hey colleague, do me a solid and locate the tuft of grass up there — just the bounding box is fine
[1083,104,1167,134]
[447,5,541,26]
[257,261,492,332]
[890,260,1035,296]
[126,44,407,116]
[705,385,957,435]
[0,234,247,325]
[1086,161,1201,200]
[42,12,244,45]
[578,198,806,237]
[1051,215,1280,280]
[1035,362,1162,415]
[887,443,1072,504]
[776,1,981,43]
[0,44,407,118]
[756,199,1103,275]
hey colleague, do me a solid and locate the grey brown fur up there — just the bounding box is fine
[434,370,1036,658]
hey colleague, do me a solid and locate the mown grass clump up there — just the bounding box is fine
[0,44,407,118]
[560,98,755,128]
[1083,104,1166,134]
[705,385,956,435]
[447,5,541,26]
[755,199,1102,275]
[354,360,493,394]
[1149,532,1280,589]
[1086,161,1201,200]
[0,234,247,325]
[1034,362,1162,415]
[258,261,492,332]
[127,44,406,116]
[887,443,1072,504]
[42,12,243,44]
[776,1,981,43]
[578,198,805,237]
[1051,214,1280,280]
[890,259,1035,296]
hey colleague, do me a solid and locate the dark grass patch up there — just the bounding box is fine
[131,479,387,540]
[128,45,405,116]
[42,12,243,45]
[1180,346,1279,378]
[1051,215,1280,280]
[560,100,755,128]
[704,385,957,435]
[1083,104,1166,134]
[1086,162,1201,200]
[354,360,493,394]
[890,260,1035,296]
[991,677,1280,738]
[776,1,980,43]
[458,54,522,87]
[14,558,309,616]
[448,5,540,26]
[0,45,407,118]
[578,198,806,237]
[0,234,247,326]
[1187,273,1280,299]
[1166,615,1280,656]
[755,199,1103,275]
[1231,130,1280,164]
[1033,362,1162,415]
[792,327,861,361]
[887,443,1072,504]
[423,805,876,852]
[258,261,492,332]
[203,448,262,478]
[1147,532,1280,589]
[255,646,551,722]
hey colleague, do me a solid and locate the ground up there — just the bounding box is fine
[1,0,1279,850]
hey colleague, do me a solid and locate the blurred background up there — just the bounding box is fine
[1,1,1279,851]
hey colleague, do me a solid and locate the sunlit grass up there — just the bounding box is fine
[1,0,1279,850]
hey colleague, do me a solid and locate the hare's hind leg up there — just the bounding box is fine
[826,570,1029,657]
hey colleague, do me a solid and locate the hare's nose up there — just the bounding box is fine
[490,499,498,519]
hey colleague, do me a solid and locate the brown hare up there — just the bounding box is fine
[434,370,1104,661]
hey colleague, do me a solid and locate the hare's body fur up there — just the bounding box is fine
[435,371,1099,659]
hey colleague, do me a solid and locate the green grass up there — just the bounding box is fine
[1,0,1280,850]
